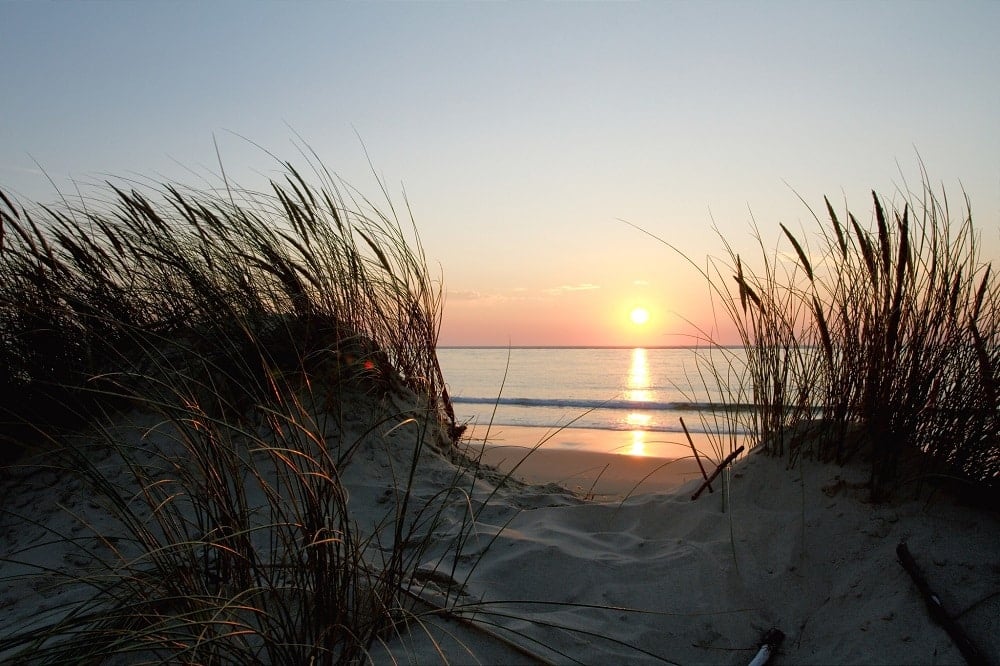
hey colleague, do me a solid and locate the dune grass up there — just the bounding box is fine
[0,160,480,662]
[0,157,687,664]
[630,175,999,502]
[713,181,999,501]
[0,160,457,464]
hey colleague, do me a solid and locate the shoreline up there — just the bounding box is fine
[470,444,708,499]
[459,424,745,499]
[460,423,742,456]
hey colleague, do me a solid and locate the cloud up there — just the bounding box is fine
[446,289,532,304]
[543,283,601,296]
[448,284,600,303]
[445,289,483,301]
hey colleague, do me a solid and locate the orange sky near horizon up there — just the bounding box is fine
[431,211,748,347]
[437,300,724,348]
[437,274,741,348]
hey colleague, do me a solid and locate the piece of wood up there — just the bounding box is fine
[896,541,988,666]
[680,417,712,493]
[691,445,744,501]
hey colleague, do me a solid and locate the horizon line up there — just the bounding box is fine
[436,344,745,350]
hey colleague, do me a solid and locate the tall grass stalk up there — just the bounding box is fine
[629,177,998,501]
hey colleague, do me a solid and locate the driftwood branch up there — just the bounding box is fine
[680,417,712,493]
[896,541,988,666]
[691,445,744,501]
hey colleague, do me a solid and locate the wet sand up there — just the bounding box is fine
[459,424,744,499]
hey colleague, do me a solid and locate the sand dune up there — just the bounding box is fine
[420,443,1000,664]
[2,391,998,664]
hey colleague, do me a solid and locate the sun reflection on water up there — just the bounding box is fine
[627,412,651,428]
[626,348,653,455]
[625,348,650,402]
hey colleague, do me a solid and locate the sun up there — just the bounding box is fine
[629,307,650,326]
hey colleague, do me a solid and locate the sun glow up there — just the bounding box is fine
[629,307,650,326]
[625,348,651,402]
[625,348,652,456]
[629,430,647,456]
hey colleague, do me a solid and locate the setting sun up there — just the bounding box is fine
[629,307,650,326]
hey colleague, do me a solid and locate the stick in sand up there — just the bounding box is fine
[680,417,712,493]
[691,445,745,501]
[896,541,987,666]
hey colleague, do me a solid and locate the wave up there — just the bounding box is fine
[529,421,746,435]
[450,395,756,413]
[454,415,749,436]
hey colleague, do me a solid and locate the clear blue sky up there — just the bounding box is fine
[3,1,998,345]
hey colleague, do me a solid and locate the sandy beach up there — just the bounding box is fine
[5,7,999,661]
[2,391,997,664]
[459,424,740,499]
[476,444,707,499]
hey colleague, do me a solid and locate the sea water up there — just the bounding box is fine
[437,347,753,448]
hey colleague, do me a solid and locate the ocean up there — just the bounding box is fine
[436,347,751,456]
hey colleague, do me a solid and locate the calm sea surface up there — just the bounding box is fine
[437,347,752,443]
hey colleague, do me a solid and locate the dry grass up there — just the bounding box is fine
[0,153,690,664]
[718,182,999,501]
[0,158,472,662]
[629,175,999,503]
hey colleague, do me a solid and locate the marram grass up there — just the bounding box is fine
[716,182,998,502]
[0,161,471,662]
[0,159,683,664]
[0,163,459,462]
[630,175,999,503]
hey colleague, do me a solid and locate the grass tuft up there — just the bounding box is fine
[0,160,459,463]
[628,173,999,503]
[0,155,474,662]
[709,180,1000,502]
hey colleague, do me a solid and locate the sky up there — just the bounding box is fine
[3,1,998,347]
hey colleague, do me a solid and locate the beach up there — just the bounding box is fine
[2,392,997,665]
[463,425,725,499]
[2,164,998,663]
[4,5,1000,660]
[477,444,707,499]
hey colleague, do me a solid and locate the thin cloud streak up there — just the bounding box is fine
[544,283,601,296]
